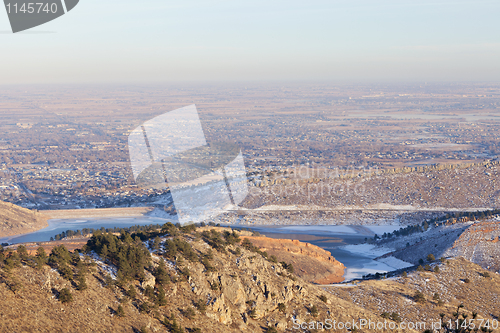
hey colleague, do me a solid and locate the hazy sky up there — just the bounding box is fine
[1,0,499,84]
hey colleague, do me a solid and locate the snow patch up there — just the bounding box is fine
[145,208,178,220]
[343,260,397,281]
[367,204,418,210]
[278,225,357,234]
[376,256,413,270]
[81,252,117,279]
[341,244,394,258]
[364,225,404,234]
[255,205,301,211]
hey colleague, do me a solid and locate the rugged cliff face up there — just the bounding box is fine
[0,200,47,238]
[241,236,345,284]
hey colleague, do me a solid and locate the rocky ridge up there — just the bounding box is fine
[0,226,386,332]
[241,235,345,284]
[233,161,500,226]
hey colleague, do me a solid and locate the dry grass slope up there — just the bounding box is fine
[327,257,500,332]
[0,200,47,237]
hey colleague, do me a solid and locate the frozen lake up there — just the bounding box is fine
[0,216,175,244]
[243,225,410,281]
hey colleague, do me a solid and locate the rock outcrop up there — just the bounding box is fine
[141,272,156,289]
[241,235,345,284]
[183,248,309,324]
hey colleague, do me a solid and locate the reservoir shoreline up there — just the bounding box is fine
[1,218,406,281]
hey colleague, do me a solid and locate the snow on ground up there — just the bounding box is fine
[145,208,178,220]
[165,260,177,271]
[376,256,413,270]
[278,225,357,234]
[81,252,117,279]
[367,203,418,210]
[341,243,394,258]
[325,283,359,287]
[363,225,403,235]
[255,205,301,211]
[343,260,397,281]
[144,237,168,254]
[337,244,411,281]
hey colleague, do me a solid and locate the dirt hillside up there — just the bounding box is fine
[0,201,47,238]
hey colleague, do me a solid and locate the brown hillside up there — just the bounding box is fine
[0,230,388,333]
[327,257,500,331]
[0,201,47,238]
[3,230,498,332]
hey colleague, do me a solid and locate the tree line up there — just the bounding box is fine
[373,208,500,241]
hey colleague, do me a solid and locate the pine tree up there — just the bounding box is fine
[35,256,46,270]
[75,260,87,276]
[127,285,136,299]
[414,290,425,303]
[117,305,125,317]
[194,299,206,313]
[183,307,195,320]
[59,288,73,303]
[139,302,150,313]
[157,286,167,306]
[36,247,47,261]
[16,245,29,261]
[310,305,318,317]
[59,263,74,280]
[104,274,113,288]
[101,244,109,259]
[168,314,183,333]
[154,259,170,285]
[152,237,161,250]
[144,285,155,299]
[49,245,71,265]
[77,274,87,291]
